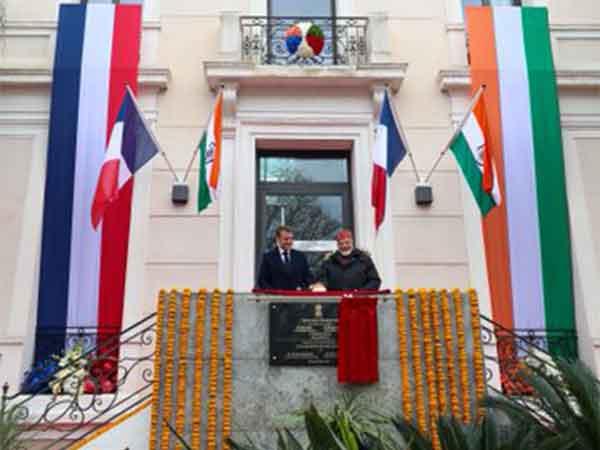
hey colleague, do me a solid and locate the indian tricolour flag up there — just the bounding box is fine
[198,91,223,212]
[466,6,575,355]
[449,93,501,216]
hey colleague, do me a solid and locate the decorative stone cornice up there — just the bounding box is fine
[204,61,408,93]
[438,67,600,92]
[0,67,171,91]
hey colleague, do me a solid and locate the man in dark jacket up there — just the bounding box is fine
[256,225,313,290]
[317,229,381,291]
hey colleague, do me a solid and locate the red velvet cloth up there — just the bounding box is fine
[337,297,379,384]
[254,289,381,384]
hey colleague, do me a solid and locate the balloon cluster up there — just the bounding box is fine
[284,22,325,59]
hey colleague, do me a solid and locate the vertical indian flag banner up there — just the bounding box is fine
[466,6,575,354]
[198,91,223,212]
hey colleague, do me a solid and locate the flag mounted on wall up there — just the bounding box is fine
[92,87,159,229]
[371,90,407,231]
[197,90,223,213]
[449,89,501,216]
[35,3,142,363]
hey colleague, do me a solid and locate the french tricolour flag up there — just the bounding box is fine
[35,3,142,363]
[92,88,159,229]
[372,90,407,230]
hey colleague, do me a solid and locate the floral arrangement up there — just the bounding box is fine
[22,341,118,395]
[49,342,89,395]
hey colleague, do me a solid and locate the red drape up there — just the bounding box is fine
[337,297,379,384]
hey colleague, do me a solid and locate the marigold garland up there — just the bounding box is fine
[453,289,471,424]
[429,289,448,417]
[395,289,412,422]
[420,289,440,450]
[174,289,191,450]
[469,289,486,420]
[148,290,167,450]
[441,289,461,419]
[408,290,427,434]
[160,289,178,449]
[206,289,222,450]
[221,290,234,450]
[191,289,207,450]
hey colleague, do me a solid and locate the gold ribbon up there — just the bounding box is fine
[430,289,448,418]
[409,289,427,433]
[175,289,191,449]
[420,289,440,450]
[160,289,178,449]
[441,289,461,419]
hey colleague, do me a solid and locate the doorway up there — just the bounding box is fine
[256,151,354,276]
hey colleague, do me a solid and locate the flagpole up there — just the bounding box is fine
[423,84,486,183]
[384,86,421,183]
[182,88,223,183]
[125,85,181,183]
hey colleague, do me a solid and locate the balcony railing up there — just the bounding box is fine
[240,16,369,66]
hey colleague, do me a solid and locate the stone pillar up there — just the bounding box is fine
[367,12,391,64]
[219,11,242,61]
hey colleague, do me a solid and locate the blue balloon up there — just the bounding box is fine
[285,35,302,55]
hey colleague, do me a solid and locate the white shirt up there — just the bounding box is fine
[278,246,291,263]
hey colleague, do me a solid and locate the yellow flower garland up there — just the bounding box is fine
[429,289,448,418]
[395,289,412,422]
[441,289,461,420]
[175,289,191,450]
[409,290,427,434]
[453,289,471,424]
[160,289,178,449]
[191,289,207,450]
[221,290,234,450]
[420,289,440,450]
[206,289,221,450]
[469,289,486,421]
[149,290,166,450]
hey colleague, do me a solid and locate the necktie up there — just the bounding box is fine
[283,251,290,264]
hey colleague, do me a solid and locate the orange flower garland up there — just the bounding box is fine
[469,289,486,420]
[191,289,207,450]
[420,289,440,450]
[441,289,461,419]
[221,290,234,450]
[160,289,178,449]
[149,290,167,450]
[453,289,471,423]
[408,290,427,434]
[175,289,191,450]
[429,289,448,417]
[395,289,412,421]
[206,289,221,450]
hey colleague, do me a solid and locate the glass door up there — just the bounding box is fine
[256,152,353,274]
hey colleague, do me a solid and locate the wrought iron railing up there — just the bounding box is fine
[240,16,369,66]
[0,313,156,450]
[480,314,577,402]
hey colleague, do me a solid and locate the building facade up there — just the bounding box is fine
[1,0,599,397]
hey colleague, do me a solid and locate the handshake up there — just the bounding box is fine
[309,282,327,292]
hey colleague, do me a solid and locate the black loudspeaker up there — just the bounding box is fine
[171,183,189,205]
[415,183,433,206]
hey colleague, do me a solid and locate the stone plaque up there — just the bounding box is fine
[269,302,338,366]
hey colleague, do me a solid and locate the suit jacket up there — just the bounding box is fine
[256,248,314,290]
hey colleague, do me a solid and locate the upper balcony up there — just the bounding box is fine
[204,12,408,93]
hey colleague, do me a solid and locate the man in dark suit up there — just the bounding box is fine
[256,225,313,290]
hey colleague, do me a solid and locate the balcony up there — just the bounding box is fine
[204,12,407,93]
[240,16,369,66]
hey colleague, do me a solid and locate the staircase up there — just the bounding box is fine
[0,289,577,450]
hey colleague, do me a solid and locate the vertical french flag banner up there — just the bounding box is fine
[35,3,142,363]
[372,90,407,231]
